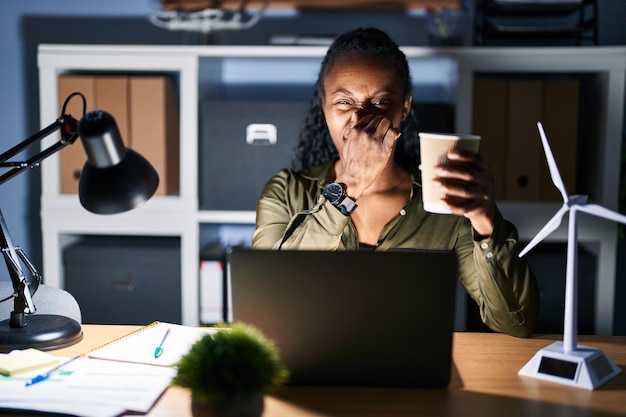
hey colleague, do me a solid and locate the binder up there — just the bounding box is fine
[541,80,579,200]
[94,76,130,143]
[472,80,509,200]
[472,78,580,202]
[200,260,227,325]
[57,75,179,196]
[129,77,180,196]
[506,80,543,200]
[57,76,96,194]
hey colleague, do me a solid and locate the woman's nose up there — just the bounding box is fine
[354,106,378,117]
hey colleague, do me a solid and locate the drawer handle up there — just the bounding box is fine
[246,123,277,145]
[111,272,136,292]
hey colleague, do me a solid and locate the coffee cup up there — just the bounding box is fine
[419,132,481,214]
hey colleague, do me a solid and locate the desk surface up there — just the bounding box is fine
[12,325,626,417]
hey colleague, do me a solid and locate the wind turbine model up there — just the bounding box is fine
[517,122,623,390]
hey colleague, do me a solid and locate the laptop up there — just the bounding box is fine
[228,248,458,388]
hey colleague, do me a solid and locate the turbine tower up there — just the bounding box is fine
[517,122,623,389]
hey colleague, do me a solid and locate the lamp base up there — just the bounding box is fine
[0,314,83,353]
[518,341,622,390]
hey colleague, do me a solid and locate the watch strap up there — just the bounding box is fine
[337,195,357,216]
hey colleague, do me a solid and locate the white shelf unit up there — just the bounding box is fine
[452,47,626,335]
[38,45,625,332]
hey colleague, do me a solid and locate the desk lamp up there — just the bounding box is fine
[517,122,623,390]
[0,92,159,352]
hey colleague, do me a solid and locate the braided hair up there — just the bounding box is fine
[291,28,420,174]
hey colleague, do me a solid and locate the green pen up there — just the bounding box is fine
[154,328,171,358]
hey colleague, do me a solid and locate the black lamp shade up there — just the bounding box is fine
[77,110,159,214]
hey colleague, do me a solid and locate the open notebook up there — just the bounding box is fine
[88,322,216,367]
[229,248,458,387]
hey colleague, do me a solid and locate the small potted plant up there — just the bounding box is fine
[172,322,289,417]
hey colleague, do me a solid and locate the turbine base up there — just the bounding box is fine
[519,341,621,390]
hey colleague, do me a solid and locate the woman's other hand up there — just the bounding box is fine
[433,149,496,237]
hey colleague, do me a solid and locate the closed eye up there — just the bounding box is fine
[373,98,392,106]
[334,99,356,110]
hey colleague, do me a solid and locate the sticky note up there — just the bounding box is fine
[0,348,60,376]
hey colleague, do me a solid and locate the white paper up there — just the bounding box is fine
[0,356,174,417]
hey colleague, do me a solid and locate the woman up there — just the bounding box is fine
[252,28,539,338]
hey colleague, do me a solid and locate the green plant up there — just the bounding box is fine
[171,322,289,405]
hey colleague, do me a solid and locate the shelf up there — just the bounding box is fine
[197,210,256,224]
[38,44,626,333]
[475,0,598,45]
[480,0,589,15]
[163,0,461,10]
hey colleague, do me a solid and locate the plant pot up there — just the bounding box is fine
[191,393,264,417]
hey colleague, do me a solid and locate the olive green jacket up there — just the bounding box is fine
[252,160,539,338]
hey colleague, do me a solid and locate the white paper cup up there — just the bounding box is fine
[419,132,481,214]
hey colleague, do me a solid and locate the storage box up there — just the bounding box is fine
[63,236,181,325]
[199,99,309,211]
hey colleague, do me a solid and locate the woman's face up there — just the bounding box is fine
[321,53,411,154]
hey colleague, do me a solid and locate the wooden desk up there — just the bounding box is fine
[15,326,626,416]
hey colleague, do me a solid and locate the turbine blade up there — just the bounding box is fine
[518,205,569,257]
[537,122,569,202]
[578,203,626,225]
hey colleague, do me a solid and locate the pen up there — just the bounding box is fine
[154,327,171,358]
[25,355,81,387]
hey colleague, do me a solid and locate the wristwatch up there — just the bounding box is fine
[322,182,357,216]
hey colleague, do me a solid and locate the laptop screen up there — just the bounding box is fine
[229,249,458,387]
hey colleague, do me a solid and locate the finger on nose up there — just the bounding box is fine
[354,106,379,119]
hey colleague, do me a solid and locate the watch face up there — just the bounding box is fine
[323,183,344,204]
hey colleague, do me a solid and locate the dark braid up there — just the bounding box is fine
[291,28,420,174]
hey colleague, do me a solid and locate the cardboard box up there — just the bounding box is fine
[129,77,180,196]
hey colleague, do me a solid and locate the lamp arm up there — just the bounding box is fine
[0,93,83,329]
[15,246,43,283]
[0,209,38,327]
[7,245,44,305]
[0,114,79,186]
[1,248,37,313]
